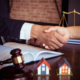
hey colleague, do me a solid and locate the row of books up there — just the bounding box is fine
[68,39,80,44]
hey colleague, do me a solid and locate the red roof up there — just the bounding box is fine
[36,58,51,70]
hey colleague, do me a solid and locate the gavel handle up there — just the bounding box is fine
[0,58,12,65]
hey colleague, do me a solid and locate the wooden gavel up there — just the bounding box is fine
[0,48,25,70]
[0,58,12,65]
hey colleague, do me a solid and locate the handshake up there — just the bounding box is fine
[28,25,79,50]
[28,25,71,50]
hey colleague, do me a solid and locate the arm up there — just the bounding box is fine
[67,26,80,39]
[30,25,65,50]
[0,17,65,50]
[44,26,80,49]
[45,26,80,40]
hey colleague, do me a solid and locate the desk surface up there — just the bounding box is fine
[33,44,80,80]
[1,43,80,80]
[25,44,80,80]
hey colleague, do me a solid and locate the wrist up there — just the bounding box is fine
[30,24,42,39]
[66,27,72,39]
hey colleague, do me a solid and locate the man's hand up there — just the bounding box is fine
[44,26,70,49]
[28,38,43,47]
[30,25,69,50]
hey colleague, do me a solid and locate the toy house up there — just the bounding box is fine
[58,58,72,75]
[36,58,51,75]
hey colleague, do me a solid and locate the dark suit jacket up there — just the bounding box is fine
[0,17,26,43]
[0,0,10,18]
[0,0,27,44]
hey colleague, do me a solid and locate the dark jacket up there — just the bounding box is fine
[0,0,26,44]
[0,17,26,43]
[0,0,10,18]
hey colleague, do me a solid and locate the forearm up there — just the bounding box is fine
[67,26,80,39]
[30,24,50,39]
[30,24,41,38]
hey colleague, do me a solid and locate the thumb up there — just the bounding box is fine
[44,27,57,33]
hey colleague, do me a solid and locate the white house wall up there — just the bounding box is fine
[38,66,41,75]
[59,67,61,74]
[46,66,49,75]
[68,67,70,74]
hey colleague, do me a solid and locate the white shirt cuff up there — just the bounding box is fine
[20,22,33,41]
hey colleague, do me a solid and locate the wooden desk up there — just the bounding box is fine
[26,44,80,80]
[1,43,80,80]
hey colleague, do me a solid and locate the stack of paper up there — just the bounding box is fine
[68,39,80,44]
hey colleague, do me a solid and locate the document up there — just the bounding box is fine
[0,42,64,67]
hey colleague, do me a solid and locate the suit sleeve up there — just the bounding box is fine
[0,17,25,42]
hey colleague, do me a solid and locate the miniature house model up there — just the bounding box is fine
[36,58,51,75]
[58,58,71,75]
[58,58,71,74]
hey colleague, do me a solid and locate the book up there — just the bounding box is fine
[0,42,63,68]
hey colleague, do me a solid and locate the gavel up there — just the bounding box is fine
[0,49,34,80]
[0,58,12,65]
[0,48,25,70]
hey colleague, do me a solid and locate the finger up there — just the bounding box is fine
[42,44,50,49]
[27,40,30,44]
[44,27,57,32]
[42,32,60,49]
[49,41,60,50]
[48,46,55,50]
[45,45,50,49]
[30,38,35,44]
[34,40,42,46]
[54,32,68,44]
[42,43,46,47]
[27,38,32,44]
[50,32,64,47]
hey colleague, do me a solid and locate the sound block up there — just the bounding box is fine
[0,65,33,80]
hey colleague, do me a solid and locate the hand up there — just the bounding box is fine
[44,26,70,44]
[28,38,51,49]
[44,26,70,49]
[31,25,68,50]
[28,38,43,47]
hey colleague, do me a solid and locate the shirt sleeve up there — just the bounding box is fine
[20,22,33,41]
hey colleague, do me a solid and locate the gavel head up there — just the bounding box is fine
[10,48,25,70]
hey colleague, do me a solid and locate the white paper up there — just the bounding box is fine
[0,42,63,68]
